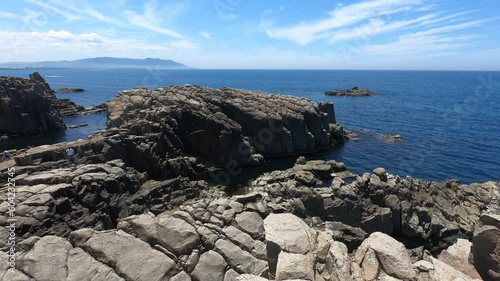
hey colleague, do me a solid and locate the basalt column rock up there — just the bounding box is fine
[105,85,347,178]
[0,72,65,135]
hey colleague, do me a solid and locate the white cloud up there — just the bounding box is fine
[200,31,211,39]
[28,0,187,39]
[357,21,485,56]
[265,0,421,45]
[0,30,195,62]
[328,14,435,44]
[0,11,17,19]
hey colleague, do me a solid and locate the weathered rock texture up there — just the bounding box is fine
[3,158,499,281]
[105,85,346,174]
[0,72,65,135]
[13,85,347,180]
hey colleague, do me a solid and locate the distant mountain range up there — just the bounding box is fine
[0,57,189,69]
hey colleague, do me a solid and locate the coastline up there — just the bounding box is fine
[0,72,499,280]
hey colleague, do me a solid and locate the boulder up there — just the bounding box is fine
[354,232,416,280]
[191,250,227,281]
[275,252,315,281]
[234,211,265,239]
[214,239,267,275]
[472,225,500,281]
[438,239,481,279]
[326,241,352,281]
[69,229,179,280]
[156,216,200,256]
[264,213,317,275]
[14,235,125,281]
[429,257,476,281]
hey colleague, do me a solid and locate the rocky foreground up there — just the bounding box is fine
[0,159,499,280]
[0,84,499,280]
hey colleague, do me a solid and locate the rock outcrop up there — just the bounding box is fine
[106,85,346,170]
[13,85,347,180]
[0,73,65,136]
[325,86,376,96]
[54,87,85,93]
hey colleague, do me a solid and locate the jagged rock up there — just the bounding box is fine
[472,225,500,281]
[324,221,367,252]
[191,250,227,281]
[275,252,315,281]
[481,212,500,229]
[214,239,267,275]
[355,232,416,280]
[438,239,481,279]
[429,257,476,281]
[54,98,85,116]
[326,241,352,281]
[69,229,179,280]
[0,73,65,135]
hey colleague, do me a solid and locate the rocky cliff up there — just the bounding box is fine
[0,72,65,136]
[12,85,347,179]
[106,85,346,168]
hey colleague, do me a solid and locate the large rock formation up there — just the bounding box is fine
[0,72,65,135]
[13,85,347,180]
[105,85,346,171]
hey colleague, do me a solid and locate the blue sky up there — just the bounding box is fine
[1,0,499,69]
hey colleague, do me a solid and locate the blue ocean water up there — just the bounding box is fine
[1,69,499,184]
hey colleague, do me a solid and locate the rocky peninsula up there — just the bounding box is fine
[0,78,499,281]
[325,87,376,96]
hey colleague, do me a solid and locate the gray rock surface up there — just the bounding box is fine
[0,72,65,135]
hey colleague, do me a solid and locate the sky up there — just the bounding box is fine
[0,0,499,70]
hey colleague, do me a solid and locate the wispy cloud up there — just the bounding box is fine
[26,0,83,21]
[0,11,17,19]
[358,21,485,56]
[200,31,211,39]
[122,0,186,39]
[265,0,422,45]
[327,15,435,44]
[27,0,187,39]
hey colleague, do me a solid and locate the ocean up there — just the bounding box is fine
[1,69,499,184]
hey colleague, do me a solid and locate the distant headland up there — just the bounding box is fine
[0,57,190,70]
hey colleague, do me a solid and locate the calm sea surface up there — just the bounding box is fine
[1,69,499,184]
